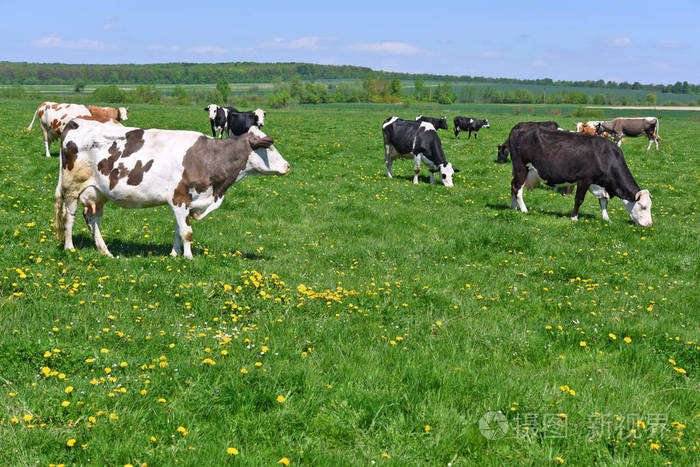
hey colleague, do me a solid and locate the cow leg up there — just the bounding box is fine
[511,166,528,212]
[171,205,193,259]
[413,155,421,184]
[570,182,590,221]
[468,131,472,139]
[41,127,51,157]
[171,228,182,257]
[454,128,459,138]
[385,145,394,178]
[84,204,112,257]
[587,184,610,222]
[646,137,652,151]
[474,132,478,139]
[62,198,79,251]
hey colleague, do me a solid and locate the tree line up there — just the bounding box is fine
[1,61,697,96]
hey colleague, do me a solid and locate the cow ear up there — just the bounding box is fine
[453,167,460,173]
[249,134,274,149]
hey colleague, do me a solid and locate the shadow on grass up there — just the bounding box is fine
[485,203,600,221]
[62,234,271,260]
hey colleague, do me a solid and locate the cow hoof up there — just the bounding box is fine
[570,215,578,221]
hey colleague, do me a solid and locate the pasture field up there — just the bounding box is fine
[0,100,698,465]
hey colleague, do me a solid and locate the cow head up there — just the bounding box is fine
[482,118,490,128]
[622,189,653,227]
[245,127,289,176]
[575,122,584,132]
[205,104,219,120]
[496,143,509,163]
[596,122,614,137]
[437,117,448,130]
[118,107,129,121]
[438,162,459,188]
[253,108,266,127]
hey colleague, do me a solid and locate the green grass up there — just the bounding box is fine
[0,100,698,465]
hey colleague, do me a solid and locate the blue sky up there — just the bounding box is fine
[2,0,697,84]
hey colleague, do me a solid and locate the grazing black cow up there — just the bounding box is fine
[508,126,653,226]
[497,121,560,163]
[415,115,448,130]
[227,109,266,136]
[205,104,237,139]
[596,117,660,150]
[382,117,459,187]
[453,117,490,139]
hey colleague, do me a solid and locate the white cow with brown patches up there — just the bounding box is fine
[27,101,128,157]
[54,118,290,259]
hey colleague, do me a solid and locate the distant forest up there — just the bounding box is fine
[1,61,698,95]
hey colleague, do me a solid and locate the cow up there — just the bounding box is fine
[453,117,490,139]
[415,115,448,130]
[596,117,660,150]
[507,125,653,226]
[205,104,234,139]
[54,118,290,259]
[497,121,560,163]
[576,121,613,139]
[27,102,128,157]
[227,108,266,136]
[382,117,459,187]
[88,105,129,123]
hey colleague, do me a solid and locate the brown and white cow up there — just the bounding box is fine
[597,117,660,150]
[576,121,613,139]
[54,119,290,259]
[27,102,128,157]
[87,105,129,123]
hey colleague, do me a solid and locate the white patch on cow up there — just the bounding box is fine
[576,122,584,132]
[415,115,422,121]
[237,126,290,180]
[382,116,399,129]
[622,189,653,227]
[206,104,218,120]
[419,122,436,132]
[483,119,489,128]
[469,118,473,124]
[438,162,455,188]
[516,186,528,212]
[253,108,265,127]
[524,163,544,189]
[118,107,129,121]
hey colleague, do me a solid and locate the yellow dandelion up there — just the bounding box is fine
[240,368,248,374]
[673,367,686,374]
[43,351,52,358]
[277,395,286,403]
[650,442,660,451]
[623,337,632,343]
[227,447,239,455]
[23,414,32,422]
[66,438,76,447]
[177,426,188,436]
[424,425,431,432]
[278,458,290,466]
[61,401,70,407]
[608,333,617,340]
[555,457,565,463]
[64,386,73,393]
[579,341,586,347]
[11,417,19,423]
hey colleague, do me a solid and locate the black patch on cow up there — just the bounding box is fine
[126,159,154,186]
[121,129,145,158]
[172,134,251,208]
[62,141,79,170]
[227,111,260,136]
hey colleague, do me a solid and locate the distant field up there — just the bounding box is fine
[0,100,697,465]
[5,80,699,105]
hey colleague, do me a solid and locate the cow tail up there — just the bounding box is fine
[654,119,662,142]
[54,153,65,241]
[26,108,40,132]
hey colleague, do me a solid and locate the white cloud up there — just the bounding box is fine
[31,35,106,49]
[262,37,326,50]
[604,37,632,47]
[347,41,426,55]
[189,45,228,54]
[657,39,680,48]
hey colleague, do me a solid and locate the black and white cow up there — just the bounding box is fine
[227,109,265,136]
[507,125,653,226]
[497,121,560,163]
[596,117,660,150]
[204,104,236,139]
[383,117,459,187]
[453,116,490,139]
[415,115,448,130]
